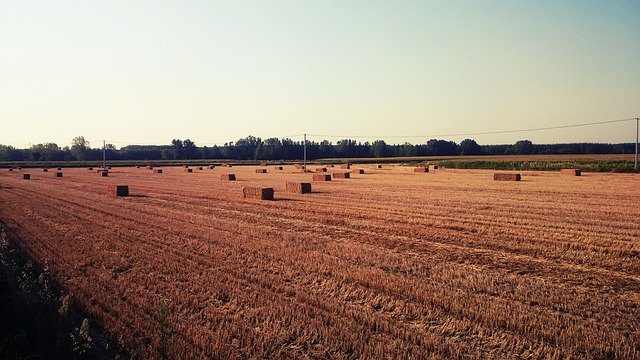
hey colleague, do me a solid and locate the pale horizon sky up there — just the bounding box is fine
[1,1,639,149]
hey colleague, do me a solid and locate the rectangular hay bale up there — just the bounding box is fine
[316,167,327,172]
[429,165,439,170]
[274,166,283,170]
[256,169,267,173]
[560,169,581,176]
[243,187,274,200]
[154,169,163,173]
[357,169,365,174]
[184,168,193,173]
[340,164,351,169]
[23,174,30,180]
[286,182,311,194]
[494,173,521,181]
[221,174,236,181]
[313,174,331,181]
[109,185,129,197]
[332,172,350,179]
[101,171,109,177]
[414,167,429,173]
[55,172,63,177]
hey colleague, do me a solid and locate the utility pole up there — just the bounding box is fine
[635,118,638,171]
[103,140,106,169]
[303,133,307,171]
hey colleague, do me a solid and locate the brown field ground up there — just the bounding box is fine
[0,165,638,359]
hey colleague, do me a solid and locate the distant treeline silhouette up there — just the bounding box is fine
[0,136,635,162]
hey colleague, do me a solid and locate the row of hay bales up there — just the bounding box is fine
[493,169,581,181]
[18,172,64,180]
[243,182,312,200]
[107,180,321,201]
[312,172,356,181]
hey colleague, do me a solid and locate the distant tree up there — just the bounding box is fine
[0,145,11,161]
[29,143,61,161]
[183,139,199,159]
[459,139,482,155]
[512,140,534,155]
[426,139,460,156]
[71,136,90,161]
[318,140,334,158]
[235,136,260,160]
[371,140,389,158]
[171,139,184,160]
[400,142,417,157]
[335,139,357,158]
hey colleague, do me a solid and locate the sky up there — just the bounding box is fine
[1,1,639,149]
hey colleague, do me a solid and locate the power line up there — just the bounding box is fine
[307,118,637,140]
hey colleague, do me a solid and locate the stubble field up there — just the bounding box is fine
[0,164,638,359]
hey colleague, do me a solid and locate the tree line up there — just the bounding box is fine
[0,135,635,162]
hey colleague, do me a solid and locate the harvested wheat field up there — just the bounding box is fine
[0,165,638,359]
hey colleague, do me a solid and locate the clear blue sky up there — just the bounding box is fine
[1,1,638,149]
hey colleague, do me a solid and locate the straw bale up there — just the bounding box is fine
[313,174,331,181]
[154,169,163,174]
[23,174,30,180]
[560,169,581,176]
[340,164,351,169]
[494,173,521,181]
[333,172,351,179]
[101,171,109,177]
[221,174,236,181]
[316,167,327,172]
[243,187,274,200]
[55,172,63,177]
[256,169,267,173]
[357,169,365,174]
[108,185,129,197]
[274,166,283,170]
[414,167,429,173]
[286,182,311,194]
[184,168,193,173]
